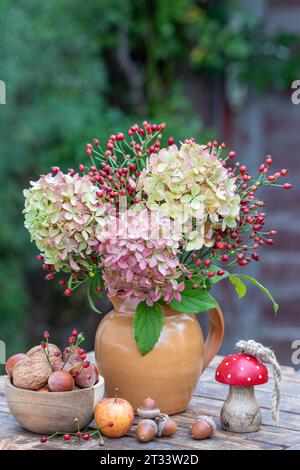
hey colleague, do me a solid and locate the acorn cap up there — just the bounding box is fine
[137,407,161,419]
[196,415,216,437]
[155,413,169,437]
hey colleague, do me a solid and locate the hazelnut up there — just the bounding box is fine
[136,419,158,443]
[48,371,74,392]
[5,354,28,378]
[62,348,80,362]
[51,358,64,371]
[137,397,160,419]
[61,349,82,370]
[12,357,51,390]
[191,415,216,440]
[37,386,50,392]
[73,364,99,389]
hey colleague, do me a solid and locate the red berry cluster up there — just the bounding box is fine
[40,329,91,374]
[183,143,292,285]
[40,418,113,446]
[76,121,168,209]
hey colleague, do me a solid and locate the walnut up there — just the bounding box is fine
[12,357,51,390]
[27,343,61,364]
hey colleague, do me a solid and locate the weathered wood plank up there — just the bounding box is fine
[286,442,300,451]
[195,381,300,414]
[188,394,300,432]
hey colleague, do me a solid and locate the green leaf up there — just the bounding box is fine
[236,274,279,315]
[170,286,218,314]
[133,302,164,356]
[67,274,73,290]
[209,265,229,284]
[87,282,102,314]
[229,275,247,299]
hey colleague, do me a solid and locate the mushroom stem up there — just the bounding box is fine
[221,385,261,433]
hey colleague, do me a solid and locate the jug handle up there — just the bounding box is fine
[202,306,224,371]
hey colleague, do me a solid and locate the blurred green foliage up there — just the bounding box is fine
[0,0,299,359]
[187,1,300,90]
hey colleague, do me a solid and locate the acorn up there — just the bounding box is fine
[137,397,160,419]
[156,413,177,437]
[136,419,158,443]
[191,415,216,440]
[161,418,177,437]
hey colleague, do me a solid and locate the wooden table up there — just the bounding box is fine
[1,355,300,451]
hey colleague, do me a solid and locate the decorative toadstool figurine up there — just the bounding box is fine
[215,339,282,433]
[215,352,268,432]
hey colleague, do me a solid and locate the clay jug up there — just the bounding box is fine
[95,297,224,414]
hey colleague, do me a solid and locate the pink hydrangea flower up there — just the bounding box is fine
[97,209,185,306]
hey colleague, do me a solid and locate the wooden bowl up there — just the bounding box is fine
[5,376,104,434]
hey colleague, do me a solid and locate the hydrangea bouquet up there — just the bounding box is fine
[23,122,292,355]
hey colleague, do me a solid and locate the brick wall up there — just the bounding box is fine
[213,0,300,366]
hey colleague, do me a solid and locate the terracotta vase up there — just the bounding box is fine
[95,297,224,415]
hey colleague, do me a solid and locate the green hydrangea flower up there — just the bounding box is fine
[139,143,240,250]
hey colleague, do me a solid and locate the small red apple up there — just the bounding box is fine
[5,354,28,378]
[94,394,134,437]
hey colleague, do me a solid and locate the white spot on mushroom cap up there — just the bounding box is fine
[247,377,251,382]
[227,374,231,379]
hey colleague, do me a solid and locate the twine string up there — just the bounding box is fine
[236,339,282,422]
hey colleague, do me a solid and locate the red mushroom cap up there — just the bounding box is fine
[215,353,268,386]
